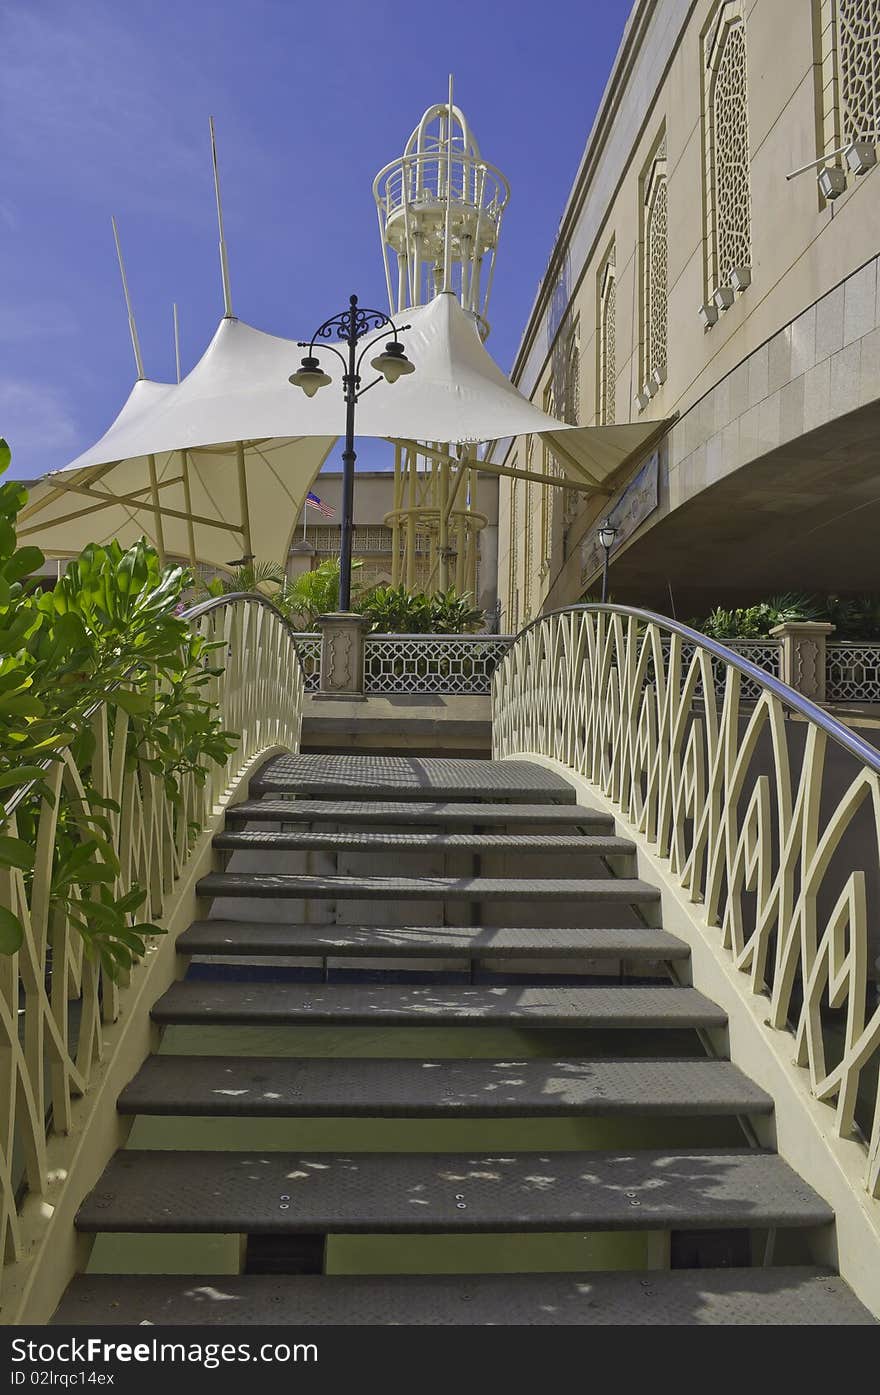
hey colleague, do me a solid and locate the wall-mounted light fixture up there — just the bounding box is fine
[817,166,847,199]
[648,362,667,394]
[846,141,877,176]
[730,266,751,293]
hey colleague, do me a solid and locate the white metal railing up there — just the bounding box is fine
[294,633,514,695]
[670,637,781,699]
[0,594,304,1308]
[492,605,880,1197]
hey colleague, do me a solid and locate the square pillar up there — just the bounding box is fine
[769,621,835,702]
[315,612,369,700]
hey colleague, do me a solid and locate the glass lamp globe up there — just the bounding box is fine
[370,341,415,384]
[289,356,332,397]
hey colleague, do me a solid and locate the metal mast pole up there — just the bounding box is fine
[339,295,359,612]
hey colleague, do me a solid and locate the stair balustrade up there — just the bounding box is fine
[0,594,304,1316]
[492,604,880,1199]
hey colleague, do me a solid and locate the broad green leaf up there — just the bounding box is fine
[110,688,153,716]
[0,765,47,790]
[0,905,23,954]
[0,837,35,871]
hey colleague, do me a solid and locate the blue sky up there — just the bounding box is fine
[0,0,631,480]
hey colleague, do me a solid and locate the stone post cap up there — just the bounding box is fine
[315,611,370,628]
[769,621,836,637]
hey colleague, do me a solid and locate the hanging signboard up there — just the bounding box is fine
[580,449,660,585]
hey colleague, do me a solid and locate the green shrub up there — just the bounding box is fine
[356,583,484,634]
[0,439,236,974]
[697,593,821,640]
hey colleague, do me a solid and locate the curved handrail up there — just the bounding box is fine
[503,602,880,778]
[1,591,301,826]
[494,600,880,1207]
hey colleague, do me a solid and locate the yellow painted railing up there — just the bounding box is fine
[493,605,880,1197]
[0,595,303,1310]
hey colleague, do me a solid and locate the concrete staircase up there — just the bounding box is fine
[52,754,874,1325]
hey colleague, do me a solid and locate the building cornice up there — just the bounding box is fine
[510,0,696,397]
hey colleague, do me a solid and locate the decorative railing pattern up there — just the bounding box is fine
[493,606,880,1196]
[292,633,322,692]
[667,637,780,700]
[827,642,880,703]
[364,635,513,695]
[295,633,514,695]
[0,595,304,1295]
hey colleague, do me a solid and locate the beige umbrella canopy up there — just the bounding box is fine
[19,293,667,572]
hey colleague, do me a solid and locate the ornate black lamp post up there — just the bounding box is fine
[289,294,415,612]
[598,519,618,604]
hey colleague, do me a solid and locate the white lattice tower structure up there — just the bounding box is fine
[373,83,510,600]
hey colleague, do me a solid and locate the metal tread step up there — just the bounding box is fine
[213,829,636,855]
[177,921,688,959]
[151,981,726,1028]
[75,1147,833,1234]
[227,799,614,828]
[196,872,660,902]
[118,1056,773,1118]
[52,1267,875,1325]
[251,755,577,803]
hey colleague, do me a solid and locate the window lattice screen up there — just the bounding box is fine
[645,154,668,380]
[305,524,396,554]
[541,392,558,566]
[598,251,616,426]
[839,0,880,143]
[708,13,752,285]
[507,474,519,629]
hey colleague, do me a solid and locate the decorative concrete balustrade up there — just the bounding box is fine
[294,630,515,696]
[296,624,880,709]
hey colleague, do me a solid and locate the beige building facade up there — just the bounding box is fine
[288,467,500,615]
[499,0,880,624]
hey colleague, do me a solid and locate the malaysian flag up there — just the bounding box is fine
[306,490,335,518]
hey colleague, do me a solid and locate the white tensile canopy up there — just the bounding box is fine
[19,292,667,570]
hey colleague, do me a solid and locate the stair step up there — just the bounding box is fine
[227,799,614,828]
[213,829,635,856]
[177,921,688,960]
[118,1056,773,1118]
[196,873,660,902]
[251,754,577,803]
[151,982,726,1028]
[75,1148,833,1235]
[53,1267,875,1326]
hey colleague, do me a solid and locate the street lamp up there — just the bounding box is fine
[289,294,414,611]
[598,519,617,604]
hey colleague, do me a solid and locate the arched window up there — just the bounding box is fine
[704,5,752,291]
[818,1,880,160]
[507,473,519,630]
[541,386,558,568]
[642,137,668,384]
[597,248,616,426]
[523,440,534,621]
